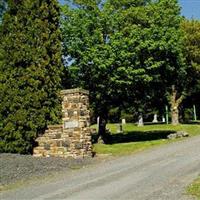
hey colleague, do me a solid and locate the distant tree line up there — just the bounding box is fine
[0,0,199,153]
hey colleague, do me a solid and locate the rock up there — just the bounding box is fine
[97,136,104,144]
[167,131,189,139]
[167,133,177,139]
[178,131,189,137]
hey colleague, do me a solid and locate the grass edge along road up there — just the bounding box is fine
[187,177,200,199]
[92,124,200,156]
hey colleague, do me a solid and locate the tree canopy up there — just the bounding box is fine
[61,0,188,130]
[181,19,200,119]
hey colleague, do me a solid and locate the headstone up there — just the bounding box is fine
[162,116,165,123]
[97,116,100,133]
[117,124,123,133]
[152,114,158,123]
[122,118,126,124]
[138,115,144,127]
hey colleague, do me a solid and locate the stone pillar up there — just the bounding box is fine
[61,89,92,158]
[33,88,92,158]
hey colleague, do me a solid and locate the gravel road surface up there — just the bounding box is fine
[0,154,95,187]
[1,135,200,200]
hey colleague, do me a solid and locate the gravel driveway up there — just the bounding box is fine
[1,135,200,200]
[0,154,95,187]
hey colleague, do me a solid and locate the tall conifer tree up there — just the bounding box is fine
[0,0,63,153]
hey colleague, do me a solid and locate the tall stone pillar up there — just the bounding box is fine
[33,88,92,158]
[61,89,92,158]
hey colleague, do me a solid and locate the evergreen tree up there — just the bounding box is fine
[0,0,63,153]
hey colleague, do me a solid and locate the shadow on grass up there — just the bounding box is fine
[105,130,176,144]
[184,121,200,125]
[108,130,175,144]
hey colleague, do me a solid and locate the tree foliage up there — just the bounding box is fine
[0,0,63,153]
[181,19,200,119]
[181,19,200,91]
[62,0,187,128]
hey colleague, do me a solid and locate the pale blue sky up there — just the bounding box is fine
[59,0,200,19]
[180,0,200,19]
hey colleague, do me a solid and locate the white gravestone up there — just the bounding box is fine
[122,119,126,124]
[117,124,123,133]
[138,115,144,127]
[97,117,100,133]
[152,114,158,123]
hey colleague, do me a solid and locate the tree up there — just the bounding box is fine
[181,19,200,94]
[61,0,157,140]
[62,0,188,136]
[181,19,200,120]
[143,0,186,125]
[0,0,63,153]
[63,0,200,128]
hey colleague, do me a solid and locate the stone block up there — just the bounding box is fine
[75,142,83,149]
[44,143,51,150]
[62,140,70,147]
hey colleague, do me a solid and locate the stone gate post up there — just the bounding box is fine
[33,88,92,158]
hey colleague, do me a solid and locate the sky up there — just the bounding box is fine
[59,0,200,19]
[180,0,200,19]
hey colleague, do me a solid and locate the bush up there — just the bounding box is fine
[183,108,193,122]
[120,112,135,123]
[108,107,121,123]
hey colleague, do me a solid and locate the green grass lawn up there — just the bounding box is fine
[92,123,200,156]
[187,177,200,199]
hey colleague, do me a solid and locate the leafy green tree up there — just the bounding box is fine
[181,19,200,120]
[62,0,188,135]
[61,0,154,139]
[181,19,200,93]
[106,0,186,125]
[142,0,186,125]
[62,0,194,130]
[0,0,63,153]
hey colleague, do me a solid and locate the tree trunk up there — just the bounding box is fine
[98,117,106,137]
[171,105,179,125]
[170,85,184,125]
[97,117,107,143]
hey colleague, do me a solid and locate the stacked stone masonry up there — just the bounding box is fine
[33,88,92,158]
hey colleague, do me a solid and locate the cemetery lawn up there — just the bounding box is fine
[187,177,200,199]
[92,124,200,156]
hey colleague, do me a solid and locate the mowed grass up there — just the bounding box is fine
[187,177,200,199]
[92,123,200,156]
